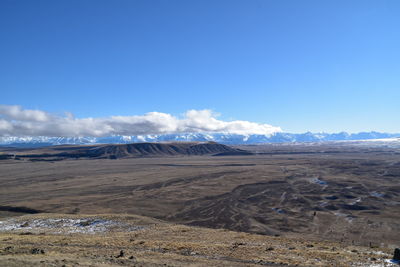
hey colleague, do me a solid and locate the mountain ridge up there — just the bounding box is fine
[1,131,400,147]
[4,142,244,159]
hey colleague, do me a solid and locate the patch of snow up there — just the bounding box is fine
[310,177,328,185]
[353,259,397,267]
[333,212,356,223]
[319,201,329,207]
[372,251,391,256]
[349,197,362,205]
[0,217,144,234]
[121,136,132,142]
[272,208,285,214]
[136,135,146,142]
[370,191,385,198]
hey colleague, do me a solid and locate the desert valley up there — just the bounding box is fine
[0,141,399,266]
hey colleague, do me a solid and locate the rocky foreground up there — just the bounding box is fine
[0,214,397,267]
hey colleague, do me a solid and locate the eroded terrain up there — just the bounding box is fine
[1,143,399,250]
[0,213,396,266]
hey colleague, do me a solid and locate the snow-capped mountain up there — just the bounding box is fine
[0,132,400,147]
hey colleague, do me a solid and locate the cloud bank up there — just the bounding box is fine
[0,105,281,137]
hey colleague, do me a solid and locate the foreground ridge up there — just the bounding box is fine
[0,213,396,267]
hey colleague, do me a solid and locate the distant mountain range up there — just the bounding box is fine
[1,132,400,147]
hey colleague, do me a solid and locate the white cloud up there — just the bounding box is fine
[0,105,282,137]
[0,105,51,122]
[0,119,13,134]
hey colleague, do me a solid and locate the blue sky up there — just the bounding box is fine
[1,0,399,133]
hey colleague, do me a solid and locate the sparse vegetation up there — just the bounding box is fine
[0,143,399,265]
[0,213,395,266]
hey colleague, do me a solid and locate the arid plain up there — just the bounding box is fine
[0,142,399,266]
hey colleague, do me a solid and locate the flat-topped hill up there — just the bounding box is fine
[4,142,250,160]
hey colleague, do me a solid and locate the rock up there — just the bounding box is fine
[31,248,45,254]
[78,220,92,227]
[19,232,33,235]
[20,222,29,227]
[232,242,245,248]
[393,248,400,261]
[180,249,192,256]
[116,250,124,258]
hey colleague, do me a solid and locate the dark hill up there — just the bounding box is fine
[84,142,240,158]
[14,142,248,159]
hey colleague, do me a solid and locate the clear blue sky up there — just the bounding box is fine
[1,0,399,133]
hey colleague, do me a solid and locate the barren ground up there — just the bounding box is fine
[0,213,396,266]
[0,143,399,265]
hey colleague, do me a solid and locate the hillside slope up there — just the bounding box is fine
[6,142,247,159]
[0,213,396,267]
